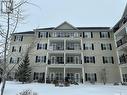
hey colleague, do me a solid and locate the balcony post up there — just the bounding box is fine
[47,39,50,50]
[45,52,49,83]
[45,66,47,83]
[82,67,85,84]
[64,39,66,50]
[64,52,66,81]
[64,67,66,82]
[119,66,123,83]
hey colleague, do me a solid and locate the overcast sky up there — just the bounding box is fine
[14,0,127,32]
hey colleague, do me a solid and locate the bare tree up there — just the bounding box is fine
[0,0,30,95]
[0,0,42,94]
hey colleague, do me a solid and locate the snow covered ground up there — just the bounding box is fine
[0,81,127,95]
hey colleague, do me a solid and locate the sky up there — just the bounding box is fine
[0,0,127,32]
[15,0,127,32]
[0,0,127,54]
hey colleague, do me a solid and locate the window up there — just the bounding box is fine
[85,73,97,82]
[38,32,48,38]
[83,43,94,50]
[33,72,39,80]
[69,32,74,37]
[74,44,81,50]
[83,32,93,38]
[75,73,80,82]
[12,46,16,52]
[74,32,79,37]
[19,46,22,52]
[102,56,114,64]
[50,32,81,38]
[75,56,80,64]
[56,57,64,64]
[67,43,81,50]
[37,43,47,50]
[66,56,74,63]
[101,43,112,50]
[14,35,23,41]
[59,32,64,37]
[10,57,19,64]
[12,46,22,52]
[50,73,55,81]
[51,56,56,64]
[50,43,64,50]
[100,32,110,38]
[33,72,45,80]
[35,56,46,63]
[123,74,127,82]
[84,56,95,63]
[55,73,63,80]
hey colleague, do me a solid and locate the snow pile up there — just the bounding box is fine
[0,81,127,95]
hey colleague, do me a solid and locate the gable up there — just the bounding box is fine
[54,21,77,30]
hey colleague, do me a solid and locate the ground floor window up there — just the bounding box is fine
[123,74,127,82]
[33,72,45,82]
[85,73,97,82]
[49,72,63,81]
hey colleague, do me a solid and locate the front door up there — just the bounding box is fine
[50,72,55,81]
[75,73,80,82]
[55,73,63,81]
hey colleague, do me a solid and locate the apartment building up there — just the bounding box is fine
[8,21,121,83]
[113,4,127,83]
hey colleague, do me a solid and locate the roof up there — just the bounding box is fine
[77,27,110,30]
[113,3,127,32]
[122,3,127,18]
[13,22,110,35]
[13,31,34,35]
[36,27,110,30]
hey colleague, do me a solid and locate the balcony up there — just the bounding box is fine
[48,54,64,65]
[119,54,127,64]
[49,46,64,50]
[66,54,82,64]
[48,60,64,65]
[66,41,81,50]
[49,41,64,50]
[117,35,127,48]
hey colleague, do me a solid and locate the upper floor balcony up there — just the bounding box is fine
[49,41,64,51]
[49,40,81,51]
[49,32,82,38]
[119,54,127,65]
[66,41,81,50]
[117,35,127,48]
[48,53,64,65]
[48,53,82,65]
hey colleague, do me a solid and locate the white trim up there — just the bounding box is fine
[119,67,123,83]
[82,67,85,84]
[53,21,78,30]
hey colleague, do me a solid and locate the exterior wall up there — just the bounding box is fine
[114,12,127,82]
[7,23,121,83]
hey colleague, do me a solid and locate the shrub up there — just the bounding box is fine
[16,90,38,95]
